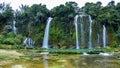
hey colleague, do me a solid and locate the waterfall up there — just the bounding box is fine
[23,37,35,48]
[73,14,108,49]
[42,17,53,49]
[74,15,80,49]
[13,20,17,35]
[74,15,93,49]
[88,15,92,49]
[103,25,107,48]
[80,15,84,45]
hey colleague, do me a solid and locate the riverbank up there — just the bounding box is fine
[0,49,23,65]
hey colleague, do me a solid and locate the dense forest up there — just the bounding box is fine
[0,1,120,49]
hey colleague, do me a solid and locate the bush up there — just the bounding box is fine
[7,32,14,37]
[0,44,13,49]
[12,45,24,49]
[110,41,119,48]
[0,35,4,43]
[0,31,25,49]
[2,38,15,45]
[14,34,25,44]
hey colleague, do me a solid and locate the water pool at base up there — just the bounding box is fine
[1,54,120,68]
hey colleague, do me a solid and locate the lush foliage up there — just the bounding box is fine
[0,1,120,49]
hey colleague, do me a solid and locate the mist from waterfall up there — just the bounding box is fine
[42,17,53,49]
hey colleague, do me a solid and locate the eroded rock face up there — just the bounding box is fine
[5,25,12,30]
[2,25,12,34]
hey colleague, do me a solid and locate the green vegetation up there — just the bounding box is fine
[0,1,120,53]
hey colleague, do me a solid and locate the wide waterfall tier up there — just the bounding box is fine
[42,17,53,49]
[74,15,94,49]
[74,14,108,49]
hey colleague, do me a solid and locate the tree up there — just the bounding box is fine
[0,2,13,33]
[15,3,50,35]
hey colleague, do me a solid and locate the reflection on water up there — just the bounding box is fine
[43,55,48,68]
[1,54,120,68]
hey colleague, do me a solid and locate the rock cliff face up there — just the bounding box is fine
[2,25,12,34]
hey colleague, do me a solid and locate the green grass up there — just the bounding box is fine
[11,48,105,54]
[49,66,65,68]
[0,54,19,61]
[1,44,119,54]
[48,48,104,54]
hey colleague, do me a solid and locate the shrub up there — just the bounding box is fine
[0,31,25,49]
[2,38,15,45]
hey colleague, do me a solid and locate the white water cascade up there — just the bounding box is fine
[13,20,17,35]
[42,17,53,49]
[88,15,92,49]
[23,37,35,48]
[74,15,93,49]
[73,14,109,49]
[103,25,107,48]
[74,15,80,49]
